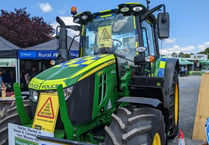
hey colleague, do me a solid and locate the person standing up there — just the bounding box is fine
[24,65,39,85]
[180,66,185,77]
[0,69,6,98]
[184,66,188,76]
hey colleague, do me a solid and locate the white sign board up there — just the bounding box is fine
[0,58,16,67]
[190,54,207,60]
[8,123,53,145]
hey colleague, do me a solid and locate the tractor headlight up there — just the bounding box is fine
[30,90,39,103]
[74,17,80,23]
[120,7,130,13]
[135,47,147,53]
[81,14,88,20]
[64,86,73,100]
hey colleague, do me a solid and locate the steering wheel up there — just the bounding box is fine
[112,39,122,53]
[112,39,122,47]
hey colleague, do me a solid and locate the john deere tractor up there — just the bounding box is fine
[1,2,179,145]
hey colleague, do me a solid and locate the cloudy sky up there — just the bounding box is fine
[1,0,209,55]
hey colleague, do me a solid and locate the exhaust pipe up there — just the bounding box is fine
[56,17,70,64]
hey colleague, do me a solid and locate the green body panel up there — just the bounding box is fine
[57,85,74,140]
[28,55,115,90]
[119,65,133,96]
[13,83,32,125]
[92,64,117,119]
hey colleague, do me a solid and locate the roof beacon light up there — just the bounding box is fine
[71,6,77,16]
[133,6,143,12]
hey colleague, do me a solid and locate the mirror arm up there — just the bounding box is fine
[66,25,82,31]
[68,33,80,51]
[141,4,166,20]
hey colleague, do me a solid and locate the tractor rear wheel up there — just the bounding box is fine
[0,100,30,145]
[167,70,179,138]
[104,107,166,145]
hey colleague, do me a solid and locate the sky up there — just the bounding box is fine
[1,0,209,55]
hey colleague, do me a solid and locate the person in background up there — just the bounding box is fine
[24,65,39,85]
[0,69,6,98]
[180,66,185,77]
[184,65,188,76]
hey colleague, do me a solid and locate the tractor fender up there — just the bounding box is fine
[117,97,163,109]
[163,58,179,130]
[164,58,179,90]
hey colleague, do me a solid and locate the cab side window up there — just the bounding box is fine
[141,21,156,56]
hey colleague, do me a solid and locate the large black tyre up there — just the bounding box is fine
[167,70,179,138]
[104,107,166,145]
[0,100,30,145]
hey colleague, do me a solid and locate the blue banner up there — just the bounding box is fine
[18,50,79,60]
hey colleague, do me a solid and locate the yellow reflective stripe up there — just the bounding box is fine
[54,65,61,68]
[70,55,115,79]
[68,64,79,67]
[31,78,44,84]
[79,60,115,81]
[99,10,111,13]
[133,16,136,29]
[83,56,96,60]
[82,24,85,36]
[82,60,95,64]
[40,78,67,90]
[100,14,112,18]
[159,61,166,69]
[125,2,140,4]
[65,60,79,65]
[136,42,139,47]
[80,47,83,56]
[28,78,44,89]
[146,20,151,24]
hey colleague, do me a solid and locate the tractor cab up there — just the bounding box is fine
[73,3,170,76]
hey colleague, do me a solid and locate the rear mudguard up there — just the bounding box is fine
[163,58,179,132]
[117,96,163,109]
[164,58,179,90]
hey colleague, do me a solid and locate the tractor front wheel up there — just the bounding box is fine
[0,100,31,145]
[104,107,166,145]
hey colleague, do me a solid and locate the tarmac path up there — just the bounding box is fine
[168,75,203,145]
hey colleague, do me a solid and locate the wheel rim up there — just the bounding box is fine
[175,83,179,125]
[152,133,161,145]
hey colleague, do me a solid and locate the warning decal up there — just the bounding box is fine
[99,28,111,40]
[98,25,112,48]
[32,93,59,133]
[37,97,54,119]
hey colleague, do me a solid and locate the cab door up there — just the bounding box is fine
[141,20,159,76]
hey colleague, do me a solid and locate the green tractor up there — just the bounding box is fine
[1,2,179,145]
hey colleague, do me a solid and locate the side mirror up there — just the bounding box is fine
[157,12,170,39]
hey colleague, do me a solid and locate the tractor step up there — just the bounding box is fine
[131,76,165,88]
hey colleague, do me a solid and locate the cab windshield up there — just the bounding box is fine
[83,14,138,60]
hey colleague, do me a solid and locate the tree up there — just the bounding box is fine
[0,8,53,48]
[171,52,177,57]
[197,47,209,59]
[178,52,184,58]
